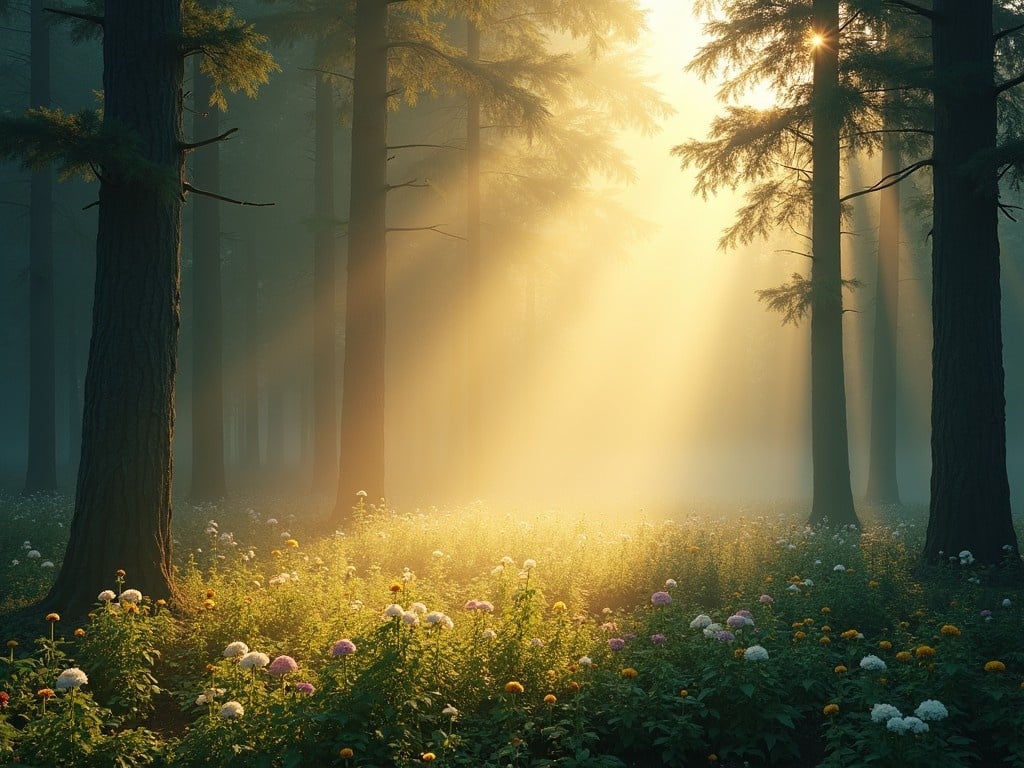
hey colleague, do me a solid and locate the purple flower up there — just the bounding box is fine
[650,633,667,644]
[736,609,753,618]
[759,594,774,604]
[714,630,735,643]
[331,639,357,657]
[726,614,751,629]
[651,591,672,607]
[608,637,626,651]
[465,600,479,610]
[980,609,993,618]
[268,655,298,677]
[294,681,315,696]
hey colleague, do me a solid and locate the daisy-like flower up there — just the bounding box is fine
[119,589,143,604]
[268,655,298,677]
[939,624,961,636]
[55,667,89,690]
[97,590,116,603]
[744,645,769,661]
[332,639,357,657]
[223,641,250,658]
[238,651,270,670]
[523,559,537,570]
[401,611,420,626]
[665,578,678,589]
[219,700,244,718]
[578,655,593,667]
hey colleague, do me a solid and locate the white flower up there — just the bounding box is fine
[238,651,270,670]
[197,687,225,705]
[482,628,497,640]
[578,655,593,667]
[859,655,887,672]
[442,704,458,717]
[425,611,446,624]
[220,700,244,718]
[432,550,444,559]
[870,703,902,723]
[40,560,54,568]
[523,559,537,570]
[959,550,975,565]
[55,667,89,690]
[665,578,677,589]
[802,578,814,587]
[401,611,420,626]
[119,589,143,604]
[689,614,712,630]
[384,603,404,618]
[266,518,278,525]
[744,645,769,661]
[914,699,948,722]
[9,559,18,566]
[355,490,367,497]
[27,550,41,559]
[491,565,504,575]
[1002,598,1012,608]
[833,564,846,572]
[98,590,116,602]
[223,641,250,658]
[888,716,928,734]
[787,584,801,593]
[501,555,514,566]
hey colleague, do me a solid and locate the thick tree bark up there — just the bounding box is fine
[312,61,338,493]
[865,132,902,506]
[808,0,858,527]
[924,0,1019,566]
[335,0,388,519]
[190,52,227,501]
[45,0,182,615]
[24,0,57,493]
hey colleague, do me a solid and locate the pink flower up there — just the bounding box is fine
[759,594,774,604]
[608,637,626,651]
[331,639,357,657]
[650,633,667,644]
[651,591,672,607]
[268,655,298,677]
[294,682,315,695]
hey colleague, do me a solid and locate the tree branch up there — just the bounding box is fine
[184,183,274,207]
[995,21,1024,43]
[298,66,354,83]
[883,0,937,20]
[387,224,466,241]
[840,158,932,202]
[996,70,1024,95]
[387,143,463,151]
[387,178,431,190]
[181,127,238,151]
[44,7,103,26]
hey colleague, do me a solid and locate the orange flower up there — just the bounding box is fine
[621,667,638,678]
[504,681,524,694]
[914,645,936,659]
[819,636,831,645]
[421,753,436,762]
[940,624,961,637]
[793,631,806,641]
[821,625,832,632]
[895,651,912,662]
[389,582,403,593]
[205,589,215,599]
[37,688,55,699]
[45,613,60,623]
[834,665,847,675]
[115,569,126,577]
[823,703,840,716]
[878,640,893,650]
[544,694,557,704]
[339,748,354,759]
[984,660,1006,673]
[567,681,580,692]
[74,628,85,638]
[840,629,859,640]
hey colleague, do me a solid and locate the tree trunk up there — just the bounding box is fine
[312,61,338,493]
[243,244,261,471]
[189,48,227,501]
[45,0,183,615]
[463,19,483,499]
[808,0,858,527]
[335,0,388,519]
[865,132,901,506]
[24,0,56,493]
[924,0,1019,566]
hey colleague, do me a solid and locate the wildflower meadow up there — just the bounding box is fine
[1,493,1022,767]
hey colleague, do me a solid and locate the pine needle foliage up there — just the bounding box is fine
[756,272,862,326]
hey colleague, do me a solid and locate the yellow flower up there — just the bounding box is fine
[868,580,880,589]
[791,621,804,629]
[914,645,936,659]
[793,631,806,641]
[819,636,831,645]
[156,599,167,607]
[567,681,580,692]
[823,703,840,716]
[544,694,557,704]
[821,606,831,614]
[878,677,888,686]
[788,576,803,584]
[984,660,1006,673]
[339,748,354,759]
[940,624,961,637]
[764,576,774,584]
[913,609,925,618]
[834,665,847,675]
[389,582,403,593]
[804,618,815,626]
[421,753,436,762]
[895,651,912,662]
[504,681,524,694]
[124,602,139,614]
[74,628,85,638]
[899,621,909,629]
[679,689,689,697]
[821,625,832,632]
[45,613,60,623]
[271,549,282,557]
[621,667,638,678]
[878,640,893,650]
[840,629,859,640]
[708,755,718,763]
[203,599,215,610]
[286,539,299,548]
[552,601,567,613]
[689,546,700,554]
